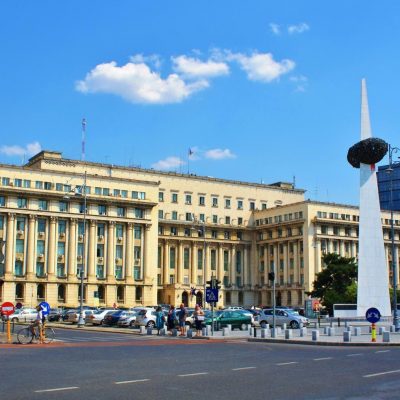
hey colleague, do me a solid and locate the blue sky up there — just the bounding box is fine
[1,1,399,206]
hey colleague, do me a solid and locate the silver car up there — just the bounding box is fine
[257,309,308,329]
[67,310,95,324]
[133,308,158,328]
[8,308,38,323]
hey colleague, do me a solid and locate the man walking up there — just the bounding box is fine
[178,303,187,336]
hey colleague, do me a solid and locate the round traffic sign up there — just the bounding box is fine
[1,302,15,316]
[15,302,23,309]
[39,301,51,316]
[366,307,381,323]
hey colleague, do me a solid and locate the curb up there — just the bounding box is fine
[247,338,400,347]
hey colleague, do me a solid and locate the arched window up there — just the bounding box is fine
[136,286,143,302]
[182,291,188,307]
[37,284,45,300]
[297,290,303,306]
[98,285,105,302]
[287,291,292,305]
[58,284,66,302]
[117,286,124,303]
[16,283,24,300]
[238,291,243,305]
[276,292,282,307]
[195,291,203,306]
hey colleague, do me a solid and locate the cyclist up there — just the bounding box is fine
[30,305,43,340]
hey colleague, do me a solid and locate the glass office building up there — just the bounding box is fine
[378,164,400,211]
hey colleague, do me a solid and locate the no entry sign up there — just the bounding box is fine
[1,302,15,316]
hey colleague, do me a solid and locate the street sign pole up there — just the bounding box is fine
[366,307,381,343]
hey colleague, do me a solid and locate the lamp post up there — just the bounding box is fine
[77,170,87,327]
[387,145,400,331]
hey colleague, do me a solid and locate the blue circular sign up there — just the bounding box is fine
[366,307,381,323]
[39,301,51,316]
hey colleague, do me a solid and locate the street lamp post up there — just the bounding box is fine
[77,170,87,327]
[387,145,400,331]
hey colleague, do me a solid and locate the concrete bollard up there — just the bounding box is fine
[276,327,281,335]
[312,330,319,341]
[390,325,396,333]
[299,322,303,329]
[271,328,278,338]
[201,327,207,336]
[346,326,352,332]
[354,327,361,336]
[140,326,146,334]
[172,329,178,337]
[227,324,232,331]
[187,329,193,338]
[222,327,230,336]
[330,320,333,328]
[328,327,335,336]
[147,327,153,335]
[323,326,329,335]
[282,323,287,330]
[378,327,386,335]
[382,331,390,343]
[249,327,254,336]
[159,328,166,336]
[261,328,267,338]
[343,331,351,342]
[300,327,307,337]
[285,329,293,339]
[344,321,349,328]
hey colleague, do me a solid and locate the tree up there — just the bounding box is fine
[307,253,357,315]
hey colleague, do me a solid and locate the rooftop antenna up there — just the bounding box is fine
[81,118,86,161]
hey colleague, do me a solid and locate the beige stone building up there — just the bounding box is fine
[0,151,399,309]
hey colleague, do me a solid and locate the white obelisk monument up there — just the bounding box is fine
[357,79,391,317]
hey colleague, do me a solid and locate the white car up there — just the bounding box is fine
[68,310,95,324]
[8,308,38,323]
[117,311,140,328]
[133,308,159,328]
[85,309,115,325]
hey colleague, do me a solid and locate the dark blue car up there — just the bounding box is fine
[103,310,125,326]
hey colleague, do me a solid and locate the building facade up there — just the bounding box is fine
[0,151,399,309]
[378,163,400,211]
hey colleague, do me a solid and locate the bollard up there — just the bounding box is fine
[172,329,178,337]
[201,327,207,336]
[312,330,319,341]
[338,318,341,327]
[222,327,230,336]
[140,326,146,334]
[187,329,193,338]
[282,323,287,330]
[271,328,277,338]
[344,321,348,328]
[159,328,166,336]
[390,325,396,333]
[330,320,333,328]
[254,327,257,338]
[260,322,266,329]
[346,326,352,332]
[260,328,266,338]
[227,324,232,331]
[147,327,153,335]
[206,325,211,336]
[378,327,386,335]
[354,327,361,336]
[323,326,328,335]
[328,327,335,336]
[382,331,390,343]
[285,329,293,339]
[300,327,307,337]
[343,331,351,342]
[249,327,254,336]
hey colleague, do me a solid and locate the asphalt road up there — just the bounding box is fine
[1,331,400,400]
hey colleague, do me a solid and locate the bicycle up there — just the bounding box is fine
[17,324,55,344]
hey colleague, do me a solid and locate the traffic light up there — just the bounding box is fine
[206,280,213,289]
[268,272,275,282]
[215,279,221,290]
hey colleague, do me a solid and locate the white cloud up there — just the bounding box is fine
[227,52,295,82]
[290,75,308,91]
[269,23,281,35]
[172,55,229,78]
[152,156,185,170]
[0,142,41,157]
[130,54,162,69]
[76,61,209,104]
[288,23,310,34]
[205,148,236,160]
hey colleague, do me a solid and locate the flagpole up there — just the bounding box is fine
[187,149,190,174]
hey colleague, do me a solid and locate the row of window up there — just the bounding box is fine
[158,225,243,240]
[158,210,244,226]
[258,226,303,240]
[259,242,304,256]
[1,177,146,200]
[159,191,265,210]
[255,211,304,226]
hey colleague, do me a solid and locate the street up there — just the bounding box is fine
[1,329,400,400]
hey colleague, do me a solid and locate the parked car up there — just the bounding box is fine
[67,309,95,324]
[62,309,77,322]
[117,309,143,328]
[223,306,244,311]
[103,310,129,326]
[8,308,38,323]
[185,310,212,328]
[85,309,115,325]
[47,308,63,322]
[205,310,251,330]
[257,309,309,329]
[133,308,159,328]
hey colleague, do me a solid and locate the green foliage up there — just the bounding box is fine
[307,253,358,315]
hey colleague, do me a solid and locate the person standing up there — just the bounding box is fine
[167,305,176,334]
[155,306,165,335]
[193,304,205,336]
[178,303,187,336]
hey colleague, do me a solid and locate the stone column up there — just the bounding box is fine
[107,221,115,279]
[191,242,197,285]
[177,242,183,284]
[351,241,357,258]
[243,246,249,286]
[293,242,299,281]
[217,245,223,282]
[5,213,15,274]
[163,240,169,285]
[231,246,236,286]
[143,224,150,281]
[68,218,77,279]
[339,240,345,257]
[125,223,133,279]
[26,215,36,278]
[47,217,57,278]
[273,244,279,278]
[283,243,288,284]
[88,220,96,279]
[314,240,321,275]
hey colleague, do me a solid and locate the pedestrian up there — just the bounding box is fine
[193,304,205,336]
[155,306,165,335]
[167,305,176,334]
[178,303,187,336]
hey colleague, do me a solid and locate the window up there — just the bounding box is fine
[199,214,205,222]
[159,192,164,202]
[237,200,243,210]
[98,205,107,215]
[134,246,141,259]
[321,225,328,234]
[185,213,193,222]
[16,239,24,253]
[2,177,10,186]
[57,242,65,256]
[199,196,205,206]
[115,266,123,279]
[262,203,267,210]
[169,275,175,284]
[238,217,243,225]
[34,181,42,189]
[224,251,229,271]
[0,196,5,207]
[56,183,63,191]
[38,199,48,211]
[212,215,218,224]
[172,211,178,220]
[280,260,284,270]
[134,266,141,280]
[14,178,22,187]
[103,188,110,196]
[333,226,340,235]
[158,210,164,219]
[17,198,27,208]
[210,249,216,270]
[184,248,190,269]
[78,222,84,236]
[95,187,102,195]
[236,277,242,287]
[236,250,242,273]
[184,228,191,237]
[78,243,84,257]
[79,203,86,214]
[44,182,52,190]
[36,218,45,235]
[121,190,128,198]
[211,230,217,239]
[223,276,229,286]
[225,216,231,225]
[16,217,25,231]
[0,215,3,230]
[117,207,125,217]
[237,231,242,240]
[170,227,177,236]
[224,231,230,240]
[58,220,66,234]
[59,201,68,212]
[113,189,121,197]
[249,201,255,210]
[15,261,23,276]
[57,264,65,277]
[132,191,145,200]
[96,244,104,257]
[259,261,265,272]
[171,193,178,203]
[115,245,123,259]
[225,199,231,208]
[116,224,123,238]
[185,194,192,204]
[134,208,144,218]
[36,262,45,277]
[23,180,31,188]
[158,226,164,235]
[97,223,105,237]
[169,247,176,269]
[197,249,203,269]
[134,226,141,239]
[212,197,218,207]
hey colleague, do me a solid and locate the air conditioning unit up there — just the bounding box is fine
[115,257,122,263]
[59,232,65,238]
[98,257,103,263]
[117,237,123,242]
[134,259,141,265]
[16,255,23,262]
[38,231,45,237]
[9,182,14,186]
[77,255,83,262]
[17,230,24,236]
[78,234,84,241]
[57,255,64,261]
[38,254,44,259]
[98,235,104,240]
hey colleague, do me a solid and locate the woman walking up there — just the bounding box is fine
[193,304,205,336]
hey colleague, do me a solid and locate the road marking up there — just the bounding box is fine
[115,379,150,385]
[375,350,390,354]
[34,387,79,393]
[313,357,333,361]
[346,353,363,357]
[178,372,209,377]
[276,362,298,366]
[232,367,257,371]
[363,369,400,378]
